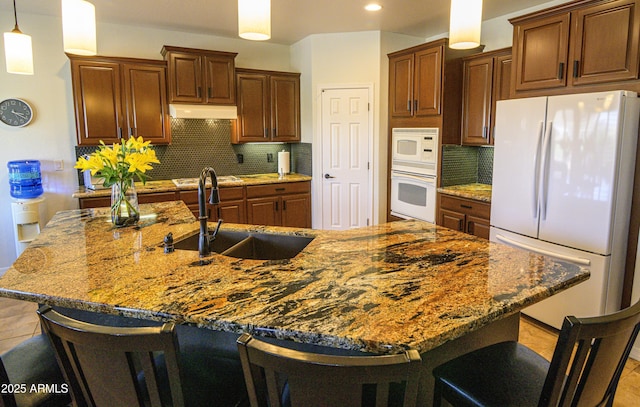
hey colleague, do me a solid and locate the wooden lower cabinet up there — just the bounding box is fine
[77,181,311,228]
[437,194,491,239]
[246,182,311,228]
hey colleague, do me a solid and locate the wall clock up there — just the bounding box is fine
[0,98,34,127]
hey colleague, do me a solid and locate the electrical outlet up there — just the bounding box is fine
[267,153,273,163]
[237,153,244,164]
[54,160,64,171]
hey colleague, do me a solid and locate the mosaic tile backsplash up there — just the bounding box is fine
[440,145,494,187]
[76,119,312,185]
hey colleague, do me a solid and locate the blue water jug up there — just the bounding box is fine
[8,160,43,199]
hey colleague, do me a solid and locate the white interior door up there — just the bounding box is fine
[321,88,370,230]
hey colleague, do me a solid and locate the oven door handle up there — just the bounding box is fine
[391,171,435,184]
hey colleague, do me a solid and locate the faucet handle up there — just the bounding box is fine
[209,187,220,205]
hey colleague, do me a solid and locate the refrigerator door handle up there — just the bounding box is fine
[532,121,544,219]
[495,234,591,266]
[539,121,553,221]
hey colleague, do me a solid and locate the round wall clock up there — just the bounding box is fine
[0,98,34,127]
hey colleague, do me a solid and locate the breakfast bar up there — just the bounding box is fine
[0,201,589,405]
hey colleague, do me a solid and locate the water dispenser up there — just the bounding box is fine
[7,160,46,256]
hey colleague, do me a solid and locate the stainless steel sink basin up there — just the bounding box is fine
[173,230,314,260]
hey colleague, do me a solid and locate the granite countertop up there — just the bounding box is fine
[0,201,588,355]
[438,183,492,203]
[72,173,312,199]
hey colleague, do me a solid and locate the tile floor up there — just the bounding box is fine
[1,296,639,405]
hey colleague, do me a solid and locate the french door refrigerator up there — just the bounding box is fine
[490,90,640,329]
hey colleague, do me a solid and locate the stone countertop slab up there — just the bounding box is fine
[438,183,492,203]
[72,173,312,199]
[0,201,588,355]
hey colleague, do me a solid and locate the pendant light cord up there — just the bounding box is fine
[12,0,20,30]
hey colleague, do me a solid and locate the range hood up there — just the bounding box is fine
[169,104,237,119]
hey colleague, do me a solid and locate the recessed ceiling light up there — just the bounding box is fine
[365,4,382,11]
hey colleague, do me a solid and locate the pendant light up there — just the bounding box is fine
[449,0,483,49]
[4,0,34,75]
[238,0,271,41]
[61,0,97,55]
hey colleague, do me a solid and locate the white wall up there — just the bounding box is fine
[0,12,291,271]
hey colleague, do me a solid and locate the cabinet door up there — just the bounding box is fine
[71,60,123,145]
[491,55,512,142]
[236,73,270,142]
[570,0,640,85]
[438,208,465,232]
[513,13,570,91]
[270,75,300,142]
[215,200,246,224]
[467,215,490,239]
[389,53,414,118]
[281,193,311,228]
[462,56,493,145]
[414,46,442,116]
[247,197,280,226]
[166,52,204,103]
[203,55,236,105]
[122,64,171,145]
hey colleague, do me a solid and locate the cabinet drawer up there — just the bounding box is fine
[138,192,178,204]
[439,195,490,219]
[246,182,310,198]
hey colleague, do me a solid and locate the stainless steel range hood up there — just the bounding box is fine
[169,104,237,119]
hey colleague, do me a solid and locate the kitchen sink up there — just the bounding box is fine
[173,230,250,253]
[172,230,314,260]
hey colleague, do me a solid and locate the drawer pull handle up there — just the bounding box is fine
[275,187,285,192]
[461,204,473,209]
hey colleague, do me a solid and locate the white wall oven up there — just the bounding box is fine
[390,128,439,223]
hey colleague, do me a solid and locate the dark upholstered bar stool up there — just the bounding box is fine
[237,333,422,407]
[432,300,640,407]
[0,334,71,407]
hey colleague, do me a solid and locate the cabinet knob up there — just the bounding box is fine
[558,62,565,80]
[573,60,579,78]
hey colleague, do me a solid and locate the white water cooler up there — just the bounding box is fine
[11,197,46,256]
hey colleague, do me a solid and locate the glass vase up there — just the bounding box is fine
[111,179,140,227]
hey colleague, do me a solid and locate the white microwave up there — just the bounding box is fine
[391,128,438,176]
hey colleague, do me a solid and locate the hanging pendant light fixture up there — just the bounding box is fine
[238,0,271,41]
[449,0,483,49]
[4,0,34,75]
[61,0,97,55]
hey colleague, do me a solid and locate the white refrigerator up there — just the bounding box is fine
[490,90,640,329]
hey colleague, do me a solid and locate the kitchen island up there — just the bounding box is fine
[0,201,588,404]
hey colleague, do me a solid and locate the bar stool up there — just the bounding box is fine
[432,300,640,407]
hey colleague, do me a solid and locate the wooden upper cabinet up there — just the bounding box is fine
[389,54,413,118]
[234,68,301,144]
[270,74,300,142]
[414,46,443,116]
[511,0,640,93]
[571,0,640,85]
[462,56,493,145]
[512,13,570,91]
[388,43,443,119]
[69,55,171,146]
[161,46,237,105]
[122,64,171,144]
[71,59,123,145]
[461,49,511,146]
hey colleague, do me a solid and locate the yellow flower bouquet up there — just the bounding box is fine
[75,137,160,226]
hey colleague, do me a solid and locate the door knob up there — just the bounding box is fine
[324,173,335,179]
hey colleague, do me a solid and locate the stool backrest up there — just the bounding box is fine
[237,333,422,407]
[37,306,184,407]
[541,300,640,407]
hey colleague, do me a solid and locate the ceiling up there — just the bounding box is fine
[3,0,552,45]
